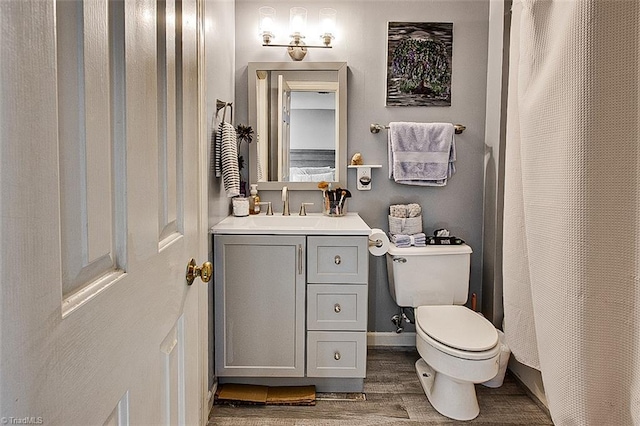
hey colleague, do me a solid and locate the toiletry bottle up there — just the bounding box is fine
[249,184,260,215]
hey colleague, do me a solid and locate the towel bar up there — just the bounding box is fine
[370,123,466,135]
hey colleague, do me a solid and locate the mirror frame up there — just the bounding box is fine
[248,61,347,190]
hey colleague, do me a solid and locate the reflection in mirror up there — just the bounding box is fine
[248,62,347,191]
[288,89,336,182]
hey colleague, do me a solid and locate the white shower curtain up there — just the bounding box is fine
[503,1,639,424]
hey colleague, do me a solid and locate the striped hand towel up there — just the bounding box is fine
[216,122,240,197]
[210,114,220,177]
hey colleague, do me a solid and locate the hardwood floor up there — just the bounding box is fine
[208,347,553,425]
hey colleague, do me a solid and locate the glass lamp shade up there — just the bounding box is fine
[289,7,307,37]
[319,8,336,41]
[259,6,276,43]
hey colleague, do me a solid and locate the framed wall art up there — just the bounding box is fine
[386,22,453,107]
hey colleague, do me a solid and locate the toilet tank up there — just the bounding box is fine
[386,244,472,307]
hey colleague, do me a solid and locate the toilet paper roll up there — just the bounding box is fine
[368,228,390,256]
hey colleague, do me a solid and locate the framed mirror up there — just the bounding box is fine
[248,62,347,190]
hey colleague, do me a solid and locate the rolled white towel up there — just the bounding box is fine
[407,203,422,218]
[389,203,422,218]
[390,204,407,218]
[435,228,450,237]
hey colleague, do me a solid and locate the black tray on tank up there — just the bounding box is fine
[425,236,465,245]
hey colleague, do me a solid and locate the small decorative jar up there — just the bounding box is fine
[232,197,250,217]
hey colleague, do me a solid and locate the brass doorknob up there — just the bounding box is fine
[186,258,213,285]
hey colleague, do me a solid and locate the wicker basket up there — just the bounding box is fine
[388,215,423,235]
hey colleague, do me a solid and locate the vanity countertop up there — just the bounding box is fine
[210,212,371,235]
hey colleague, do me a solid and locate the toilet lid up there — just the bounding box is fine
[416,305,498,352]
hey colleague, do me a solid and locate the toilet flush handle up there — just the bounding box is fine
[393,257,407,263]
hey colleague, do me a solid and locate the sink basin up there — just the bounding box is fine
[211,213,371,235]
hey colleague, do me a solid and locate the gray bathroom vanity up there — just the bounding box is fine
[211,213,370,392]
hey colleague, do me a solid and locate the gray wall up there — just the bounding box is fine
[205,0,236,390]
[207,0,236,226]
[233,0,491,332]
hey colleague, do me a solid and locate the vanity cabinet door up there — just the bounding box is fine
[214,235,306,377]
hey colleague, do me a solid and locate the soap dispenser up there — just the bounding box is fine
[249,184,260,215]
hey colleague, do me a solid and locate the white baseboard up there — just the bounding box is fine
[207,382,217,412]
[367,331,416,347]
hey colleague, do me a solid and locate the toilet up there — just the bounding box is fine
[386,243,500,421]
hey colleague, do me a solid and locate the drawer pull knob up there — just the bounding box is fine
[334,255,341,265]
[334,352,341,361]
[334,304,342,313]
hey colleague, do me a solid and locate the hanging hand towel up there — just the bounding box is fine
[217,122,240,197]
[214,122,223,178]
[388,122,456,186]
[210,114,221,177]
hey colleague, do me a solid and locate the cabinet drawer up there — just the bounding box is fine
[307,331,367,378]
[307,284,367,331]
[307,236,368,284]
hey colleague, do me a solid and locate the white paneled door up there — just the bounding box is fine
[1,0,208,425]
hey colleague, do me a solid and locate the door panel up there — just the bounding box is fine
[57,0,124,300]
[103,392,130,426]
[0,1,205,424]
[161,316,186,425]
[158,0,182,245]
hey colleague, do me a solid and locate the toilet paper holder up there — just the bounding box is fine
[369,238,384,248]
[368,228,390,257]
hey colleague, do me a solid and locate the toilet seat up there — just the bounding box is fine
[416,305,499,360]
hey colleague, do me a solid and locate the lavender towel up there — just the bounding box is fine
[390,232,427,248]
[388,122,456,186]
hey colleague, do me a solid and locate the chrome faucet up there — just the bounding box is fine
[258,201,273,215]
[282,186,290,216]
[299,202,314,216]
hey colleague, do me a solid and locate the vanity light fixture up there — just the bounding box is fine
[258,6,337,61]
